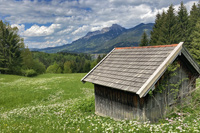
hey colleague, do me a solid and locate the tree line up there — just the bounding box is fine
[33,52,104,74]
[0,20,104,76]
[140,1,200,65]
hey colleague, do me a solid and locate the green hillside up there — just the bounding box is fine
[0,74,200,132]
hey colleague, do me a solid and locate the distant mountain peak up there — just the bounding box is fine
[84,30,101,39]
[84,24,126,39]
[102,24,125,32]
[111,24,123,28]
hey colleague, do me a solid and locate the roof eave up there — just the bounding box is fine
[136,42,184,98]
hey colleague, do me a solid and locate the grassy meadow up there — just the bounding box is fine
[0,74,200,132]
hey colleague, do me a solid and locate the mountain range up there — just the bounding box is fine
[32,23,154,54]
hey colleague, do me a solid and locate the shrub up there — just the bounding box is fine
[32,59,46,74]
[23,69,37,77]
[46,62,62,73]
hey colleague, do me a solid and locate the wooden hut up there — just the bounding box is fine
[81,42,200,122]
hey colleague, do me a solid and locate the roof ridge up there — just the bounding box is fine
[115,44,178,50]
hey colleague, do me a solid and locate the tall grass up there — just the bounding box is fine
[0,74,200,132]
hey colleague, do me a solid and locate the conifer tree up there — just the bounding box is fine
[190,3,199,29]
[0,20,24,74]
[140,31,149,46]
[150,12,166,45]
[198,0,200,15]
[150,5,179,45]
[186,3,199,49]
[189,19,200,65]
[161,4,178,44]
[150,13,161,46]
[0,21,8,72]
[176,2,189,43]
[156,11,167,45]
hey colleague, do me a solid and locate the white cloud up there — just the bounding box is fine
[72,25,90,35]
[11,24,25,34]
[57,26,74,35]
[90,26,103,32]
[25,38,70,49]
[0,0,198,48]
[24,24,61,37]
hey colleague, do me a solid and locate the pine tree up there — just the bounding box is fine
[150,12,164,45]
[186,3,199,49]
[161,4,178,44]
[198,0,200,15]
[150,5,179,46]
[190,3,199,29]
[140,31,149,46]
[176,2,189,43]
[156,11,167,45]
[0,21,8,72]
[189,19,200,65]
[96,55,102,63]
[83,60,91,72]
[0,20,24,74]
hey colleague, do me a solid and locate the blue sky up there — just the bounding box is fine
[0,0,198,48]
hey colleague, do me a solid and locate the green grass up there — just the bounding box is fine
[0,74,200,132]
[0,73,93,112]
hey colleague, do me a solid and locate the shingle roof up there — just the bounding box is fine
[81,42,199,97]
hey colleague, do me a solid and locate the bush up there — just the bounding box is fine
[46,62,62,73]
[23,69,37,77]
[32,59,46,74]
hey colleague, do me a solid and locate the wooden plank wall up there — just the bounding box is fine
[95,84,146,121]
